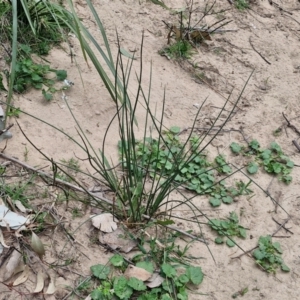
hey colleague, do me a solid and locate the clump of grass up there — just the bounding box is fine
[235,0,249,10]
[160,40,194,59]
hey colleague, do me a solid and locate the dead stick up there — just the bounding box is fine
[292,140,300,152]
[272,217,293,235]
[249,37,271,65]
[0,153,208,244]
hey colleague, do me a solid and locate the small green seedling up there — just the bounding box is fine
[235,0,249,10]
[160,40,194,59]
[252,235,290,273]
[208,212,247,247]
[90,234,204,299]
[121,128,253,208]
[7,107,21,118]
[230,140,294,183]
[9,57,67,100]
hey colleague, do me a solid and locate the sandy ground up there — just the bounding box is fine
[1,0,300,299]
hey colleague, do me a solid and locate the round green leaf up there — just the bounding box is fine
[247,162,259,174]
[186,266,204,285]
[226,239,235,247]
[215,237,224,244]
[209,197,222,207]
[110,254,124,267]
[127,277,147,291]
[90,264,110,280]
[170,126,180,134]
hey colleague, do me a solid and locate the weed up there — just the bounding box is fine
[160,40,194,59]
[230,140,294,183]
[71,207,83,218]
[5,57,67,100]
[273,127,282,137]
[235,0,249,10]
[7,106,21,118]
[252,235,290,273]
[76,277,93,296]
[0,179,35,207]
[208,212,247,247]
[60,158,81,172]
[90,233,203,299]
[23,146,29,162]
[125,129,253,208]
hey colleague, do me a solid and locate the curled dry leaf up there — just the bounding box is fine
[46,276,56,295]
[4,249,22,280]
[31,232,45,259]
[84,296,92,300]
[33,271,45,293]
[15,200,32,213]
[91,213,118,233]
[0,228,10,248]
[124,265,152,282]
[13,265,29,286]
[0,205,29,230]
[146,272,164,288]
[99,228,137,253]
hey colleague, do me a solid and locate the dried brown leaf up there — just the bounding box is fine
[99,228,137,253]
[4,249,22,280]
[124,265,152,281]
[31,232,45,259]
[33,271,45,293]
[91,213,118,233]
[0,228,9,248]
[13,265,29,286]
[46,276,56,294]
[146,273,164,288]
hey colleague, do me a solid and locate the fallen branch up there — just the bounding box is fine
[249,37,271,65]
[0,153,207,244]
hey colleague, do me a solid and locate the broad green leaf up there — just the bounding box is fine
[281,264,290,272]
[270,142,282,153]
[222,196,233,204]
[253,249,264,260]
[56,70,67,81]
[239,228,247,238]
[249,140,260,150]
[42,89,53,101]
[31,73,42,82]
[90,264,110,280]
[209,197,221,207]
[170,126,180,134]
[261,149,271,161]
[186,266,204,285]
[178,274,189,284]
[114,276,133,299]
[215,237,224,244]
[247,162,258,174]
[161,264,176,278]
[230,142,242,153]
[272,162,282,174]
[177,287,188,300]
[286,160,294,168]
[226,239,235,247]
[229,212,239,223]
[136,261,154,273]
[273,242,283,254]
[127,277,146,291]
[110,254,124,267]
